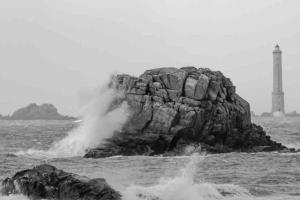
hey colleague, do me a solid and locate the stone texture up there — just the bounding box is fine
[0,164,120,200]
[85,67,289,158]
[185,74,209,100]
[141,67,187,92]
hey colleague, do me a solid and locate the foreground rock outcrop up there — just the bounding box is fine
[0,164,120,200]
[85,67,288,158]
[4,103,75,120]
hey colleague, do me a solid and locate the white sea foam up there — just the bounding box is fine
[16,86,130,158]
[122,154,299,200]
[285,142,300,150]
[1,155,299,200]
[0,195,30,200]
[122,154,251,200]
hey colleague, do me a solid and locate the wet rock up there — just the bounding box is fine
[0,164,121,200]
[85,67,288,158]
[252,146,274,152]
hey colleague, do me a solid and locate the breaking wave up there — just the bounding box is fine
[121,155,298,200]
[16,86,130,158]
[0,195,30,200]
[122,154,249,200]
[1,154,299,200]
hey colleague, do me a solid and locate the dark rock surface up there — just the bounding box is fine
[5,103,75,120]
[0,164,121,200]
[85,67,288,158]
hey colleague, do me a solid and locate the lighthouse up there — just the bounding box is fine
[272,44,285,116]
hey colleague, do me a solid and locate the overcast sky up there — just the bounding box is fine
[0,0,299,115]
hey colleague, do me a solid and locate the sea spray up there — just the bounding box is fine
[122,154,252,200]
[0,195,30,200]
[16,85,130,158]
[48,87,129,157]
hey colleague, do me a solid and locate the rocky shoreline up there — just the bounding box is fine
[84,67,291,158]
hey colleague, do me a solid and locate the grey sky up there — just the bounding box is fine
[0,0,299,115]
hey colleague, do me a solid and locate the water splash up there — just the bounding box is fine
[0,195,30,200]
[16,86,130,158]
[122,154,252,200]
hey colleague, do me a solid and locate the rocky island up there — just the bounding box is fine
[85,67,290,158]
[0,103,75,120]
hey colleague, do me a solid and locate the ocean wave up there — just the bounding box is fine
[15,87,130,159]
[278,151,300,156]
[121,154,299,200]
[123,182,252,200]
[122,154,251,200]
[1,154,299,200]
[284,142,300,150]
[0,195,30,200]
[1,191,298,200]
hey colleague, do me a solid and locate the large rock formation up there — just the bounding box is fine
[8,103,74,120]
[0,164,120,200]
[85,67,288,158]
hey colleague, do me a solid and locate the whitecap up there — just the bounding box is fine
[16,86,130,159]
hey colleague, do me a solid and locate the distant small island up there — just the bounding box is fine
[0,103,75,120]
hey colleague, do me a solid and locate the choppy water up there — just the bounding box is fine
[0,117,299,200]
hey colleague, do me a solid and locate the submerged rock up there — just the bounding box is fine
[85,67,288,158]
[0,164,121,200]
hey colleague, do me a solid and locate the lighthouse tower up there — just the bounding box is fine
[272,44,285,116]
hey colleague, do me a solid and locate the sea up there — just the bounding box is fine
[0,117,299,200]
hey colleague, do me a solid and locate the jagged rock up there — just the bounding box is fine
[184,74,209,100]
[7,103,75,120]
[85,67,288,158]
[0,164,121,200]
[207,80,221,101]
[141,67,187,92]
